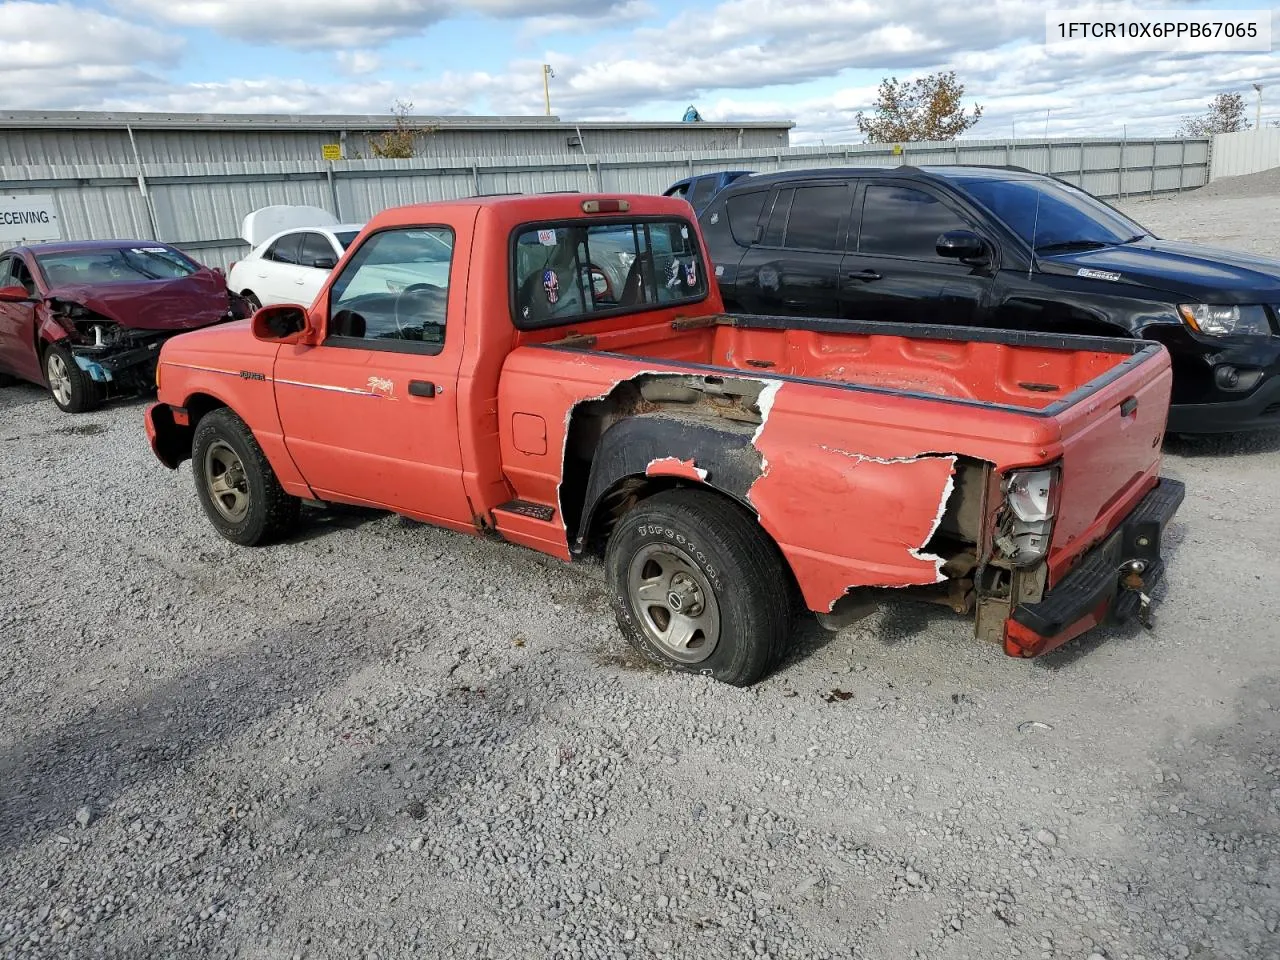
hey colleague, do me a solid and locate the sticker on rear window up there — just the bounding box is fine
[134,246,168,253]
[1077,268,1121,282]
[538,229,557,246]
[680,226,689,238]
[543,269,559,304]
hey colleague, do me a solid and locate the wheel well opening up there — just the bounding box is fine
[584,474,804,612]
[185,393,227,429]
[157,392,226,467]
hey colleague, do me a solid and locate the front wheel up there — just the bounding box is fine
[44,344,102,414]
[192,408,300,546]
[605,488,793,686]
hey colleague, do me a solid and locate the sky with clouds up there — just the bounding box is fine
[1,0,1277,143]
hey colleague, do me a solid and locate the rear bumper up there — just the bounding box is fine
[1003,477,1185,658]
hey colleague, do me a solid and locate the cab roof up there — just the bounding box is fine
[366,192,698,230]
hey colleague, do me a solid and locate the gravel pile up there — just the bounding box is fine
[3,190,1280,958]
[1120,165,1280,258]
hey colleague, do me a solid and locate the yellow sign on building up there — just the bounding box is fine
[321,143,343,161]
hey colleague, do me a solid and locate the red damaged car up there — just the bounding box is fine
[0,240,241,413]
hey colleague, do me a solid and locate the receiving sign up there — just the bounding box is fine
[0,195,61,243]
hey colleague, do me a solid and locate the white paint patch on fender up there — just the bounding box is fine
[646,456,709,481]
[751,380,783,447]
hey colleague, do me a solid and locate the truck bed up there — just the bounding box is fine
[550,313,1157,412]
[516,312,1172,606]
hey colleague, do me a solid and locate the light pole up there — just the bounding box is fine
[543,65,555,117]
[1253,83,1264,129]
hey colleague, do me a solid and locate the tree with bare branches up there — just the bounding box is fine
[1177,92,1251,137]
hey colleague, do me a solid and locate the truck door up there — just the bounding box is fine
[736,181,853,318]
[272,223,474,529]
[840,181,992,326]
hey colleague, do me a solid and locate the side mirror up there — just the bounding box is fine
[251,304,311,343]
[936,229,988,261]
[311,256,337,270]
[0,284,31,302]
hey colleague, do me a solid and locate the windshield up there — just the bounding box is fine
[957,178,1148,252]
[35,246,199,285]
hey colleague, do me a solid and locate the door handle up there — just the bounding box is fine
[847,269,882,282]
[408,380,437,398]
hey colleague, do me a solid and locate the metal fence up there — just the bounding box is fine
[1210,128,1280,180]
[0,135,1211,270]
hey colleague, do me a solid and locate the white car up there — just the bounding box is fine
[227,205,364,309]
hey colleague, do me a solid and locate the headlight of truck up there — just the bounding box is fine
[999,467,1059,567]
[1177,304,1271,337]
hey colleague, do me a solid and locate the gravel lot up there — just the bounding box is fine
[3,175,1279,960]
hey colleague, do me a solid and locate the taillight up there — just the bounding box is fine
[997,465,1060,567]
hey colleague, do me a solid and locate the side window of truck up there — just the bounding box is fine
[513,219,708,328]
[858,185,968,260]
[325,227,454,354]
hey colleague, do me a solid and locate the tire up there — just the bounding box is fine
[44,343,103,414]
[605,488,792,686]
[191,408,300,546]
[240,291,262,311]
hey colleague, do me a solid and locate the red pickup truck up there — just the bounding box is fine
[145,193,1184,685]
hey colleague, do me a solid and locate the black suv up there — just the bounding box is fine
[698,166,1280,433]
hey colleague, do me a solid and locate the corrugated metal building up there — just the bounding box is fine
[0,110,794,166]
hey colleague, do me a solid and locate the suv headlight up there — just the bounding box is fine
[999,467,1059,567]
[1178,304,1271,337]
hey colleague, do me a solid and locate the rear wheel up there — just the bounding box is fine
[605,488,792,686]
[44,343,102,414]
[192,408,300,546]
[240,291,262,311]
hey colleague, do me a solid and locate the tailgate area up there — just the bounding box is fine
[1007,477,1185,657]
[1046,345,1174,587]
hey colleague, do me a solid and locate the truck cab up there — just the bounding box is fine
[145,193,1183,686]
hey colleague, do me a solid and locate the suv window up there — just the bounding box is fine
[326,227,454,354]
[958,177,1145,250]
[266,234,302,264]
[513,218,707,329]
[859,185,967,259]
[760,188,794,247]
[299,232,336,268]
[783,184,850,251]
[688,176,718,210]
[726,191,767,246]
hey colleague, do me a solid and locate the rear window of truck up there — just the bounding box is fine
[512,218,708,329]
